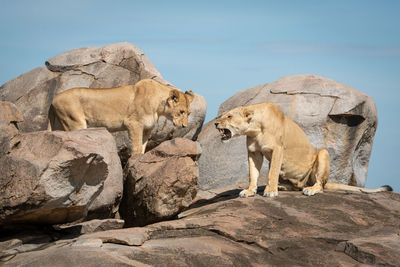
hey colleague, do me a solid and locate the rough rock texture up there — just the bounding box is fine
[120,138,200,226]
[0,42,206,155]
[1,187,399,266]
[199,74,377,190]
[86,131,123,220]
[0,101,24,156]
[0,128,122,225]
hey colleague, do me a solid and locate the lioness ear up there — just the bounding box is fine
[184,90,195,103]
[242,108,254,123]
[168,89,180,105]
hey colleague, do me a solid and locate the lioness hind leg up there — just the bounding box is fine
[303,149,330,196]
[141,129,152,154]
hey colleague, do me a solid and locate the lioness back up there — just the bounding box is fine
[51,85,135,131]
[49,78,194,155]
[52,79,178,131]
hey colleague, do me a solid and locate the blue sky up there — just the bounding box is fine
[1,0,399,192]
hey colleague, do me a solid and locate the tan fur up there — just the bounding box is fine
[48,79,194,155]
[215,103,392,197]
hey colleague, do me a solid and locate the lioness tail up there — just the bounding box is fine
[324,182,393,193]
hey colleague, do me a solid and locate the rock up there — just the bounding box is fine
[86,133,123,220]
[0,128,122,225]
[199,74,377,190]
[53,219,125,235]
[0,228,58,261]
[120,138,200,226]
[79,228,150,246]
[339,234,400,266]
[1,187,399,266]
[0,101,24,125]
[0,42,206,157]
[0,101,24,156]
[70,238,103,248]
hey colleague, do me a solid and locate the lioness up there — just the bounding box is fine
[48,79,194,155]
[215,103,392,197]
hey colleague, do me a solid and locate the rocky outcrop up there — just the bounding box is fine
[120,138,200,226]
[199,74,377,190]
[1,187,398,266]
[0,42,206,156]
[0,128,122,225]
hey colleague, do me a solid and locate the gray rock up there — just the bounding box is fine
[0,42,206,155]
[86,134,123,220]
[120,138,200,226]
[0,67,56,104]
[199,74,377,190]
[0,128,122,225]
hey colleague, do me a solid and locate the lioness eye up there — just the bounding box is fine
[180,110,185,115]
[227,115,232,119]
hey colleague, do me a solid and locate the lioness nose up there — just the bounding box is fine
[215,122,219,128]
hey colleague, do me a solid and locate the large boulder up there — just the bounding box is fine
[199,74,377,190]
[120,138,200,226]
[0,42,206,155]
[1,187,399,266]
[0,128,122,225]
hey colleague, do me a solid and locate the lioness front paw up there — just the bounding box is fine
[239,189,256,198]
[263,185,278,197]
[263,191,278,197]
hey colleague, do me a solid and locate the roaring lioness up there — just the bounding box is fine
[215,103,392,197]
[48,79,194,155]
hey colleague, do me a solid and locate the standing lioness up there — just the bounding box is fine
[215,103,392,197]
[48,79,194,155]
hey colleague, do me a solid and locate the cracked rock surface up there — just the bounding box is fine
[1,187,399,266]
[199,74,377,190]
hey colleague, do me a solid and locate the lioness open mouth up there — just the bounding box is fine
[218,128,232,141]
